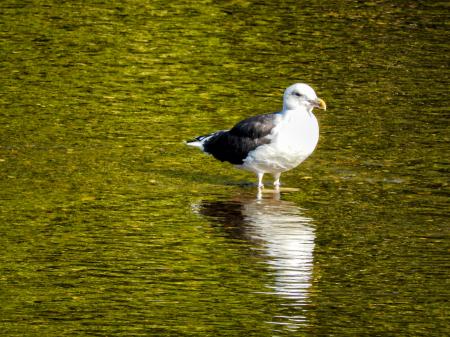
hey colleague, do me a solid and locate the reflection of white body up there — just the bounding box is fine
[243,199,315,305]
[195,193,315,330]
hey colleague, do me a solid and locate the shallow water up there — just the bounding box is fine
[1,1,448,336]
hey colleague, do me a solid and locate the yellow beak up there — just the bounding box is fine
[315,98,327,110]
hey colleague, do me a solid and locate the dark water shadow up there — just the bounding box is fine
[193,190,315,330]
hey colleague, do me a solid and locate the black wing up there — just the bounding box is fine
[203,113,278,165]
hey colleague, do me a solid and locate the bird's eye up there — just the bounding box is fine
[294,92,302,97]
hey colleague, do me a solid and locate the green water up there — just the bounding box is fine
[1,1,448,336]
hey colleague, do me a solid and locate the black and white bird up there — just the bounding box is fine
[187,83,326,188]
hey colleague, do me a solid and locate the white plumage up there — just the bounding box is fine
[187,83,326,188]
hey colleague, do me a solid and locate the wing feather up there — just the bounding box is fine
[202,113,278,165]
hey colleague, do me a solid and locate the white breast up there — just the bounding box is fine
[241,110,319,174]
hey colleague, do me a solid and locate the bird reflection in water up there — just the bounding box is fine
[194,190,315,330]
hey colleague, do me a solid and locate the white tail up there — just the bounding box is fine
[186,140,204,150]
[186,131,223,151]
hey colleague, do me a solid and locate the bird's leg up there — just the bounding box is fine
[273,172,281,190]
[257,172,264,189]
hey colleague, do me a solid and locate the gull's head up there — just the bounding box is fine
[283,83,326,112]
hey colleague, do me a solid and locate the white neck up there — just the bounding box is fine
[280,106,313,119]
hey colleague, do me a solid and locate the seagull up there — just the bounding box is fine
[187,83,326,188]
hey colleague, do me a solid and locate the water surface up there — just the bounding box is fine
[1,1,448,336]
